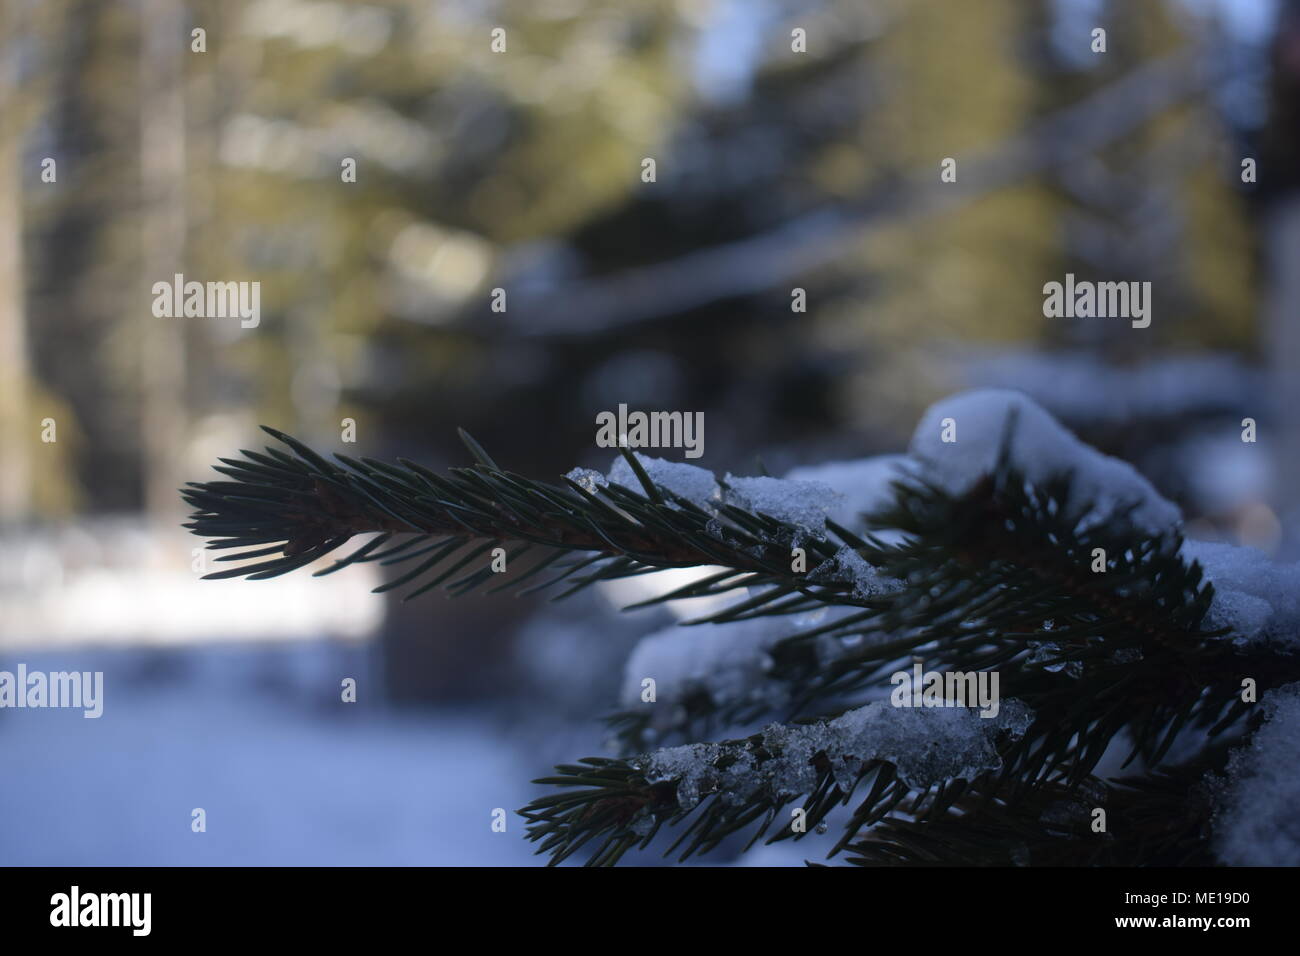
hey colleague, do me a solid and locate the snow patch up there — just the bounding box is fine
[910,389,1181,536]
[607,453,720,510]
[594,451,916,543]
[635,698,1034,812]
[620,607,868,719]
[621,618,783,713]
[565,467,608,493]
[1182,539,1300,646]
[808,546,904,599]
[723,474,843,534]
[1214,682,1300,866]
[784,455,916,530]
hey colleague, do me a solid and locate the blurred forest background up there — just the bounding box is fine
[0,0,1297,864]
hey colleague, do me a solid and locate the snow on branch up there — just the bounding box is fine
[1214,683,1300,866]
[636,698,1036,816]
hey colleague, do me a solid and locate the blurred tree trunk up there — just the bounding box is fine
[1266,199,1300,529]
[0,5,31,523]
[1264,4,1300,542]
[139,0,189,526]
[380,593,531,704]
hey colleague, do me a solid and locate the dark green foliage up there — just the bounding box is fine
[182,427,1300,867]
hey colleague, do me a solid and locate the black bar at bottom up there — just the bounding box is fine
[0,865,1284,941]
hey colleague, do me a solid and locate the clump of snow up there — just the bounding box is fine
[597,455,851,534]
[808,546,904,599]
[592,451,917,543]
[910,389,1181,536]
[1182,539,1300,646]
[634,699,1034,812]
[784,455,916,530]
[621,618,782,715]
[1213,682,1300,866]
[606,453,720,510]
[620,608,867,720]
[565,467,608,493]
[723,474,843,534]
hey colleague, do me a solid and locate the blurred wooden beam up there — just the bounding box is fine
[484,50,1208,338]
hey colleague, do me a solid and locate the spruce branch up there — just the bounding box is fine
[527,463,1299,864]
[604,463,1300,775]
[181,426,889,611]
[519,704,1031,867]
[844,750,1228,867]
[182,424,1300,868]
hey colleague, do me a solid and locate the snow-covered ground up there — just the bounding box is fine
[0,520,383,651]
[0,643,545,866]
